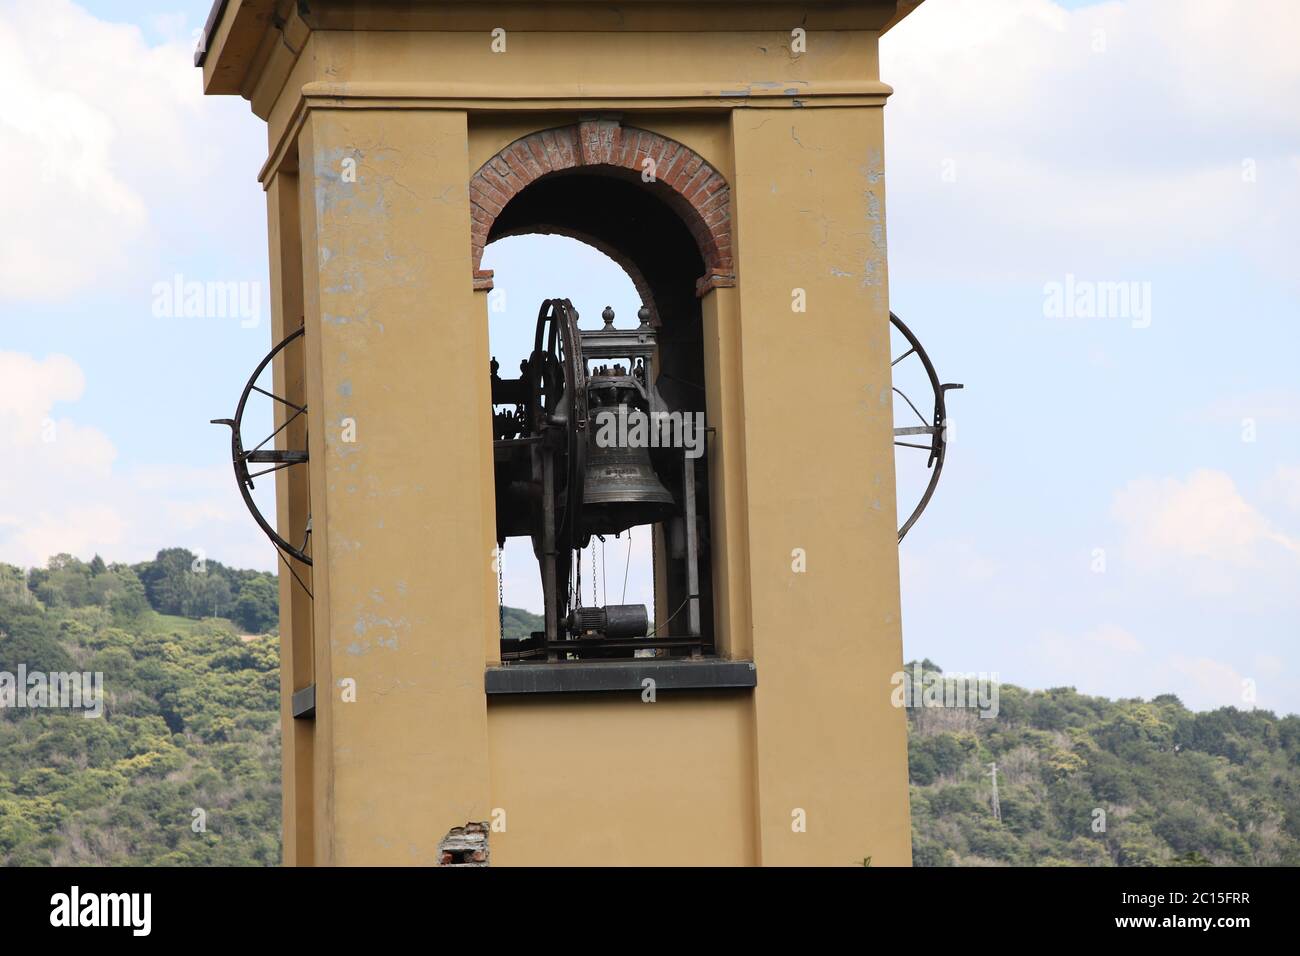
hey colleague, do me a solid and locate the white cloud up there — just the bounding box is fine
[0,351,86,420]
[0,349,275,570]
[0,0,264,302]
[882,0,1300,282]
[1112,469,1299,572]
[878,3,1300,713]
[0,2,274,569]
[5,507,130,569]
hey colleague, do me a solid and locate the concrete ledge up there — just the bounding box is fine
[485,659,757,696]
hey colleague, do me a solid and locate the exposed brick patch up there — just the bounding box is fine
[470,120,736,296]
[438,821,490,866]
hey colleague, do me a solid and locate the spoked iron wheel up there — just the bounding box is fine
[212,325,313,566]
[891,312,963,543]
[528,298,589,651]
[531,298,588,552]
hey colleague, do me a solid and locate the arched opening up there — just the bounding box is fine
[486,234,657,623]
[490,170,710,423]
[481,134,723,661]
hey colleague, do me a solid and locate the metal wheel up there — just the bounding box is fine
[891,312,963,543]
[532,298,587,550]
[211,326,313,565]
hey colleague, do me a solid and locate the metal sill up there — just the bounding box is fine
[291,684,316,719]
[485,658,757,696]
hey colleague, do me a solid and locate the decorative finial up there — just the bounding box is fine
[602,306,615,328]
[637,305,651,327]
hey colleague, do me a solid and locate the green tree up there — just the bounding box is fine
[135,548,198,615]
[233,575,278,633]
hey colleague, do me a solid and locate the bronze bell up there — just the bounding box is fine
[582,376,675,536]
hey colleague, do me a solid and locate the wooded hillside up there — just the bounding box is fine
[2,553,1296,865]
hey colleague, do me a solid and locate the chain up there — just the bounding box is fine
[592,541,599,607]
[497,544,504,635]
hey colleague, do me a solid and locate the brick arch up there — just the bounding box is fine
[470,119,734,297]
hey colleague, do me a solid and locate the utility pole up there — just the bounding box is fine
[988,761,1001,823]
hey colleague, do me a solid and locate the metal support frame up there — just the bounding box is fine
[682,449,702,655]
[540,445,559,661]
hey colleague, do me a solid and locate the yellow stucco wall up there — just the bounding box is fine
[731,105,911,864]
[296,108,498,864]
[265,170,316,865]
[488,693,758,865]
[203,0,916,866]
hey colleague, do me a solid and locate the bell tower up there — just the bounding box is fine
[200,0,924,866]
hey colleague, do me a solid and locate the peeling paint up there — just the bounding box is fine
[349,608,410,653]
[863,148,884,185]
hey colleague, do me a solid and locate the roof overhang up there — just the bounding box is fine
[195,0,926,96]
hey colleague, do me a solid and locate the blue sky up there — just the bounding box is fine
[1,0,1296,714]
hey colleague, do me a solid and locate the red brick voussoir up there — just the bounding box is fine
[469,120,735,296]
